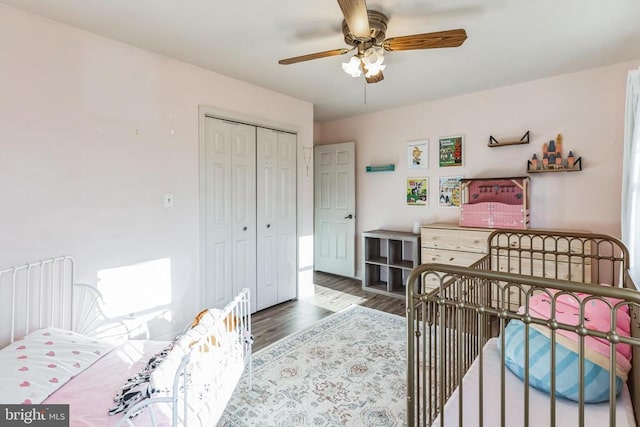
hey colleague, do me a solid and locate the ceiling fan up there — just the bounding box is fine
[278,0,468,84]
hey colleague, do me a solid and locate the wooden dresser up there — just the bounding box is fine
[420,223,492,293]
[420,223,592,302]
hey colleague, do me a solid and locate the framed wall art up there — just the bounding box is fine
[407,139,428,169]
[406,177,428,206]
[439,135,464,167]
[438,176,463,208]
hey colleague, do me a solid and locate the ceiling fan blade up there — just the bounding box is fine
[365,70,384,84]
[337,0,370,38]
[382,29,467,51]
[278,48,351,65]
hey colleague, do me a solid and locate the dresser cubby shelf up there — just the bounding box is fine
[362,230,420,299]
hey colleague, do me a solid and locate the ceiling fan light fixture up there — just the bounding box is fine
[365,63,385,78]
[362,47,384,65]
[362,46,385,77]
[342,56,362,77]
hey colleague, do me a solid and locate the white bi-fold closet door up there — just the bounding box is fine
[202,117,297,313]
[255,127,297,310]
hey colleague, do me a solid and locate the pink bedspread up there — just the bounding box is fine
[43,340,170,427]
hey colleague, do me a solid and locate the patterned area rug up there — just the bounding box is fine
[218,305,406,427]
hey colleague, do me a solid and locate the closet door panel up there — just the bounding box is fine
[257,235,278,310]
[211,242,230,304]
[231,123,257,312]
[276,131,297,302]
[256,128,279,310]
[203,117,233,308]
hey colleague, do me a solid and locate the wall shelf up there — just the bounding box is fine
[366,164,395,173]
[527,157,582,173]
[488,130,530,147]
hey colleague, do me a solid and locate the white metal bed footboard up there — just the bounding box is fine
[116,288,253,427]
[406,264,640,426]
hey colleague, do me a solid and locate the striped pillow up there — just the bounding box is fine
[500,320,623,403]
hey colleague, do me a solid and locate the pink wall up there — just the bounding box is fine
[316,60,640,278]
[0,5,314,337]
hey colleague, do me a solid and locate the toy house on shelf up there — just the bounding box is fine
[528,133,582,173]
[460,177,530,230]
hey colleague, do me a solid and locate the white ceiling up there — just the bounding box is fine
[4,0,640,122]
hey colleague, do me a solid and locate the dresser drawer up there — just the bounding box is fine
[421,248,486,267]
[421,226,492,253]
[421,248,487,293]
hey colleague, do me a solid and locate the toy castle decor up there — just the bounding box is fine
[527,133,582,173]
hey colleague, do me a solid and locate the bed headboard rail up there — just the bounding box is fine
[0,256,74,347]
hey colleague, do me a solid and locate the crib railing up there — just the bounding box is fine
[406,263,640,426]
[487,229,629,287]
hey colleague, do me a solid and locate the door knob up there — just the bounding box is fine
[243,226,248,231]
[345,214,353,219]
[266,224,271,228]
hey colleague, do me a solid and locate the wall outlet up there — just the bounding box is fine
[164,193,174,207]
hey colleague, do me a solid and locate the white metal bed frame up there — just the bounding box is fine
[0,256,253,426]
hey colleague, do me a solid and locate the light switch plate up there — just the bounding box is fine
[164,193,174,207]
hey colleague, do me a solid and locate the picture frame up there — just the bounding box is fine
[438,176,463,208]
[406,177,428,206]
[439,135,464,167]
[407,139,428,169]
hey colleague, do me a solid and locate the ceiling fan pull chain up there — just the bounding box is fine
[364,79,367,105]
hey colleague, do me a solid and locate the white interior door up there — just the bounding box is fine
[202,117,256,311]
[314,142,356,277]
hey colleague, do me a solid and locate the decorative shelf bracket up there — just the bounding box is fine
[488,130,530,147]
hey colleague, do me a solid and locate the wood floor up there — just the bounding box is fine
[251,271,406,352]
